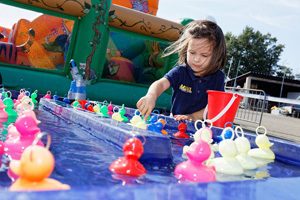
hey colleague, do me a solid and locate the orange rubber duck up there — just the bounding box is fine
[9,133,70,191]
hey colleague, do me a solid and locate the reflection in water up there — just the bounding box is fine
[0,107,300,188]
[111,174,139,186]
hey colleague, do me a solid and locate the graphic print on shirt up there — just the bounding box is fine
[179,84,192,93]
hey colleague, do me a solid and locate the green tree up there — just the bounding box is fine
[224,27,285,79]
[276,65,294,79]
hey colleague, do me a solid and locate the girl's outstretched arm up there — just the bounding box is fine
[137,78,170,121]
[174,107,206,121]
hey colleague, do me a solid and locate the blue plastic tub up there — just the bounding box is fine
[0,98,300,200]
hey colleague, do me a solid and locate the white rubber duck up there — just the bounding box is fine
[234,126,257,170]
[16,98,34,113]
[207,127,244,175]
[248,126,275,160]
[183,120,216,160]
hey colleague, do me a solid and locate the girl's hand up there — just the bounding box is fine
[174,114,193,121]
[136,94,156,121]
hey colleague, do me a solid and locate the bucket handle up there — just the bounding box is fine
[203,93,239,123]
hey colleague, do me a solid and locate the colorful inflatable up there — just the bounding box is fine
[0,0,184,109]
[112,0,159,15]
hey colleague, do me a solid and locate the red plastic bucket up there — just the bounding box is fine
[205,90,243,128]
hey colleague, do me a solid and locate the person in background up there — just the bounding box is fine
[137,19,226,121]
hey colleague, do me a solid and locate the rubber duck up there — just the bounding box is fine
[63,95,70,104]
[148,111,160,124]
[107,102,114,116]
[86,104,94,112]
[78,100,88,109]
[157,118,168,135]
[248,126,275,160]
[19,101,41,125]
[175,129,216,183]
[93,103,101,113]
[43,91,51,99]
[7,124,20,138]
[3,113,44,160]
[217,122,234,143]
[52,91,59,100]
[13,89,25,108]
[72,100,81,108]
[24,88,31,97]
[183,120,215,159]
[130,114,143,125]
[16,98,33,113]
[0,141,4,155]
[234,126,257,170]
[173,122,189,138]
[148,121,164,134]
[100,103,110,117]
[0,99,8,119]
[109,137,147,176]
[3,93,18,117]
[31,90,38,104]
[207,127,244,175]
[9,133,70,191]
[17,89,27,101]
[112,106,123,123]
[134,120,147,130]
[119,104,128,122]
[84,100,91,110]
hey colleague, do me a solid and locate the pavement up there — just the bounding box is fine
[233,112,300,144]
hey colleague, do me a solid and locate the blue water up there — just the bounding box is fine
[1,106,300,189]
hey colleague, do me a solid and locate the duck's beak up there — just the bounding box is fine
[268,142,274,147]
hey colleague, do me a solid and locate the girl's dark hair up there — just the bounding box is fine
[164,20,227,75]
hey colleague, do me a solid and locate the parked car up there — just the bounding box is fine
[292,96,300,118]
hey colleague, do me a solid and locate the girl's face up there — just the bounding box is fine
[186,38,213,77]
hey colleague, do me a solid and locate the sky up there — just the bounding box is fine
[157,0,300,75]
[0,0,299,75]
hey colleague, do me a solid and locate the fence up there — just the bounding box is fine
[225,87,267,126]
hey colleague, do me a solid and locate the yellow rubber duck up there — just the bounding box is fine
[248,126,275,160]
[130,115,143,125]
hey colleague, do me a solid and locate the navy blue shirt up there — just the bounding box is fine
[164,64,225,115]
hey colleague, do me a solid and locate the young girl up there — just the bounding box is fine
[137,20,226,121]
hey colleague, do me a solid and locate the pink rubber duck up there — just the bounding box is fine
[43,91,51,99]
[14,89,26,108]
[173,122,190,138]
[7,102,40,139]
[0,99,8,119]
[175,130,216,183]
[107,102,114,116]
[3,114,44,160]
[19,101,41,125]
[0,141,4,155]
[109,137,147,176]
[7,124,20,138]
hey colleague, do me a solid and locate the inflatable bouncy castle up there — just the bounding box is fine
[112,0,159,15]
[0,0,183,109]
